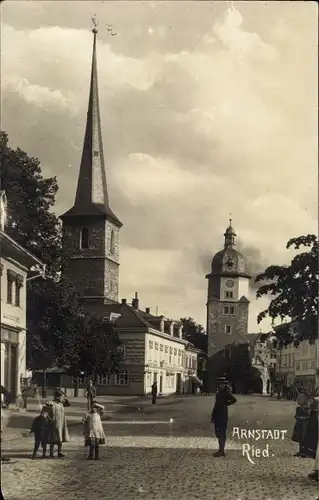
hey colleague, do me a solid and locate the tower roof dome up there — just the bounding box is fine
[207,219,251,278]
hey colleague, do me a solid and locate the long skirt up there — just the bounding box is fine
[85,437,105,447]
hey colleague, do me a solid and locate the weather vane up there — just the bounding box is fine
[229,212,232,225]
[92,14,98,33]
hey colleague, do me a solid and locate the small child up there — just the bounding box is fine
[30,405,50,459]
[82,402,105,460]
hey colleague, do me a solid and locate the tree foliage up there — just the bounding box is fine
[181,317,207,352]
[0,131,122,373]
[255,234,318,345]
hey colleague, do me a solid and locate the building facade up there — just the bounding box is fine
[0,190,44,402]
[276,337,318,394]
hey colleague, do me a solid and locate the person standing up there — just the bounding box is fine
[46,390,70,458]
[30,405,50,459]
[211,376,237,457]
[82,402,106,460]
[291,392,309,457]
[86,380,96,411]
[151,381,158,405]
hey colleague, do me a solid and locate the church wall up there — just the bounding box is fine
[62,219,106,257]
[220,276,238,301]
[208,276,221,300]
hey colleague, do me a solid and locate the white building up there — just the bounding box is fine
[0,190,44,401]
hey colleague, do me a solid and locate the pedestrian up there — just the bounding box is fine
[82,402,105,460]
[46,389,70,458]
[304,394,319,461]
[30,405,50,459]
[211,376,237,457]
[86,380,96,411]
[291,391,309,457]
[151,381,157,404]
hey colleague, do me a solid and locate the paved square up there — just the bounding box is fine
[1,396,318,500]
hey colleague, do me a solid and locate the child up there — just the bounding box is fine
[82,402,105,460]
[30,405,49,459]
[292,393,309,457]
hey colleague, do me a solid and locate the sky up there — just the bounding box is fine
[2,1,318,332]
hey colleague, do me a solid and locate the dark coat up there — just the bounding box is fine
[291,406,309,443]
[31,415,49,439]
[304,398,319,458]
[86,385,96,399]
[151,383,157,396]
[211,388,237,426]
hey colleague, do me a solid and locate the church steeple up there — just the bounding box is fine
[61,21,122,228]
[224,218,236,249]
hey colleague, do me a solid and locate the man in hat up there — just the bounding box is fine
[46,389,70,458]
[151,381,158,405]
[211,376,237,457]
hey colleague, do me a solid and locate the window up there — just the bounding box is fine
[114,369,129,386]
[225,291,234,299]
[165,346,168,353]
[225,325,232,335]
[80,228,89,249]
[7,270,16,303]
[149,341,153,349]
[160,344,164,351]
[311,360,316,370]
[93,150,99,157]
[155,343,159,350]
[169,354,172,364]
[229,307,234,314]
[174,348,177,355]
[117,344,126,359]
[110,230,115,254]
[146,373,152,386]
[223,306,229,314]
[97,373,111,385]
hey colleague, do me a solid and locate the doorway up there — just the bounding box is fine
[10,344,18,398]
[176,373,182,394]
[159,375,163,395]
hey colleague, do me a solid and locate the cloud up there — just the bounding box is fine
[2,1,317,332]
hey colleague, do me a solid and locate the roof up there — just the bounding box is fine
[60,29,121,228]
[0,230,44,269]
[209,247,250,277]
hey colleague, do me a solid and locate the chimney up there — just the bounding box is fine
[145,307,151,314]
[121,298,127,305]
[132,292,139,310]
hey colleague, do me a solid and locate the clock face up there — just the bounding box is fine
[225,279,234,288]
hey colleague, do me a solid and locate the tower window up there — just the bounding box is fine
[80,228,89,249]
[110,230,115,254]
[225,291,233,299]
[225,325,232,335]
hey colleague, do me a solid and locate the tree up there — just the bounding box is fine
[255,234,318,345]
[68,316,123,379]
[0,132,123,373]
[181,317,207,352]
[0,131,62,278]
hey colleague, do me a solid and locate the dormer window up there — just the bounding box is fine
[226,257,233,268]
[80,228,89,249]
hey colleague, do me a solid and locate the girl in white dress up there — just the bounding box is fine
[82,402,105,460]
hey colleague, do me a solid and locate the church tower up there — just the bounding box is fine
[206,220,251,361]
[60,24,122,306]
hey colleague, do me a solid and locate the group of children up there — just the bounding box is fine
[30,400,106,460]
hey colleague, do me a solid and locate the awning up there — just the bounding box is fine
[191,375,202,385]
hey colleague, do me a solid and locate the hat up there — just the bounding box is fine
[216,376,228,383]
[54,389,64,399]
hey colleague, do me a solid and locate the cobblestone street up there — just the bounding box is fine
[1,395,318,500]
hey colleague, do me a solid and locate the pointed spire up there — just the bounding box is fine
[224,217,236,248]
[62,19,122,227]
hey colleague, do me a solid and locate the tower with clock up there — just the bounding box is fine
[205,220,251,368]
